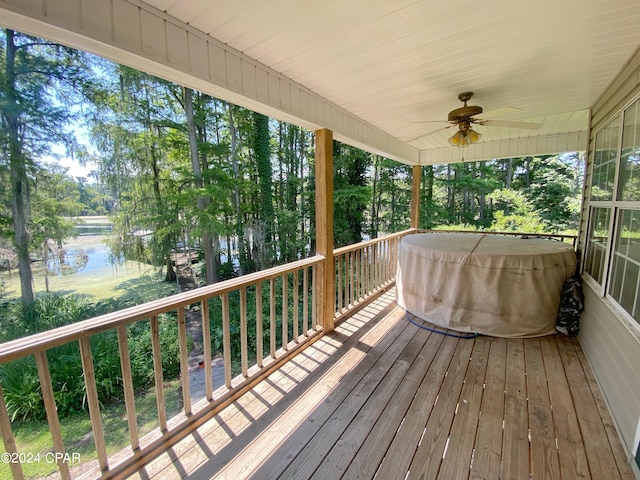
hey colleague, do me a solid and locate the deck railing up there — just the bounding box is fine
[333,229,411,322]
[0,256,323,480]
[0,230,411,480]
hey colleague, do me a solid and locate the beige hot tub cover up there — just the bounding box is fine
[396,233,577,338]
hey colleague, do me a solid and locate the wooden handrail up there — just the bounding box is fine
[0,255,323,364]
[333,228,416,255]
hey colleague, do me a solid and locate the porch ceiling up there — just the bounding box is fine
[1,0,640,164]
[142,0,640,163]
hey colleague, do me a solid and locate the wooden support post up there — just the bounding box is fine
[315,128,335,333]
[411,164,421,229]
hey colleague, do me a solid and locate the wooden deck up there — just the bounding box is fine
[121,289,634,480]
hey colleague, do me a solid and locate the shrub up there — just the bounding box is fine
[0,359,43,421]
[0,294,185,422]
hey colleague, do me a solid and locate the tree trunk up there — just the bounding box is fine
[5,29,35,306]
[228,105,246,275]
[505,158,513,189]
[424,165,434,228]
[370,156,380,238]
[184,86,216,284]
[254,112,274,267]
[478,161,486,223]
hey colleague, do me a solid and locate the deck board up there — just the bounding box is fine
[557,335,622,479]
[502,339,530,480]
[340,331,445,480]
[437,336,489,480]
[373,335,458,480]
[120,289,635,480]
[525,338,561,480]
[540,335,589,479]
[470,337,506,480]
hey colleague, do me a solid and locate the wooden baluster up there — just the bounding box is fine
[35,352,70,480]
[392,238,396,281]
[240,288,248,377]
[201,300,213,401]
[357,248,362,302]
[0,384,24,480]
[282,274,288,351]
[177,308,191,415]
[293,270,299,343]
[78,338,108,472]
[303,267,309,336]
[374,243,378,290]
[256,282,263,367]
[116,325,139,450]
[384,238,389,283]
[270,278,276,359]
[337,254,343,313]
[382,240,386,285]
[312,264,318,329]
[359,248,364,300]
[385,239,390,283]
[221,293,232,388]
[349,251,354,307]
[150,316,167,431]
[365,245,370,296]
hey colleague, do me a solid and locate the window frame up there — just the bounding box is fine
[583,92,640,333]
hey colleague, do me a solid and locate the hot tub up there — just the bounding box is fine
[396,233,577,337]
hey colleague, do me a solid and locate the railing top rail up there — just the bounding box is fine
[333,228,417,256]
[0,255,324,364]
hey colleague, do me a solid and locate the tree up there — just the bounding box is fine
[525,155,582,231]
[333,143,371,246]
[30,165,83,291]
[487,188,545,232]
[253,112,274,267]
[0,29,93,306]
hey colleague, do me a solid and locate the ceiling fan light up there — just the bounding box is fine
[448,127,482,147]
[467,128,482,143]
[448,130,466,146]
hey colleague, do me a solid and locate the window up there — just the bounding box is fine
[609,210,640,321]
[618,100,640,201]
[584,207,611,284]
[591,118,619,201]
[585,96,640,327]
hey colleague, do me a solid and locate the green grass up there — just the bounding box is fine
[0,379,184,479]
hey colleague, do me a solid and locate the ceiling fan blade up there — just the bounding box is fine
[477,119,543,130]
[476,106,521,119]
[407,124,454,143]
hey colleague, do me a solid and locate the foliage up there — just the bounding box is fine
[525,155,582,231]
[0,294,184,422]
[486,189,544,232]
[0,29,97,306]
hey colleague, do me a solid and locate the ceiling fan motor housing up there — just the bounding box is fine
[448,104,483,122]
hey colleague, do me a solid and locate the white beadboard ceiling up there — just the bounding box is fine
[1,0,640,164]
[140,0,640,163]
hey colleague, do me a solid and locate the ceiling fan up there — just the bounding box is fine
[411,92,543,146]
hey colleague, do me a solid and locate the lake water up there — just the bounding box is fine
[1,218,166,300]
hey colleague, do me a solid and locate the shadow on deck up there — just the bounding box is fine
[111,288,632,480]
